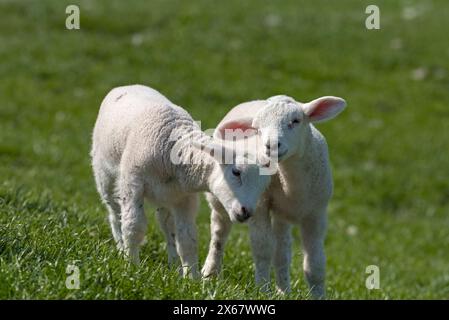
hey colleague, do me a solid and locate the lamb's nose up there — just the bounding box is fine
[241,206,252,220]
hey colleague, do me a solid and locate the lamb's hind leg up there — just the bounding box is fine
[118,170,147,265]
[156,207,180,267]
[92,161,123,251]
[172,195,200,279]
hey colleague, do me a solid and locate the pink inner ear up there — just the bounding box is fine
[307,97,345,122]
[309,100,335,119]
[217,119,255,140]
[223,121,252,131]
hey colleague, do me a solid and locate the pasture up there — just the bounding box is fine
[0,0,448,299]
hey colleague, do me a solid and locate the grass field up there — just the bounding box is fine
[1,0,448,299]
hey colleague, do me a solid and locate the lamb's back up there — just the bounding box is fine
[92,85,193,167]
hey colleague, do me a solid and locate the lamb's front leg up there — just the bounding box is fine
[173,196,200,279]
[249,205,273,291]
[272,216,292,294]
[202,207,232,278]
[300,211,327,299]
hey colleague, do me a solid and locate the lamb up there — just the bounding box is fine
[201,94,346,298]
[91,84,271,278]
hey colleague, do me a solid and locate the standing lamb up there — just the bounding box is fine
[91,84,271,278]
[202,94,346,298]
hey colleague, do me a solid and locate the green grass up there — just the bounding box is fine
[1,0,449,299]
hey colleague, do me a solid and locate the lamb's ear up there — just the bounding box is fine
[215,117,256,140]
[302,96,346,123]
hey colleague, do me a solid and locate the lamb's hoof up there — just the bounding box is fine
[275,287,291,296]
[201,274,215,281]
[309,287,326,300]
[201,266,219,280]
[121,247,140,265]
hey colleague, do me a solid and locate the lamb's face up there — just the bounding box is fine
[252,95,305,161]
[210,158,271,223]
[252,95,347,160]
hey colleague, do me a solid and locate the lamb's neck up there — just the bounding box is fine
[278,126,313,178]
[174,129,216,193]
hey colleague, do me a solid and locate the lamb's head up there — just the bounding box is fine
[210,157,271,223]
[255,95,346,159]
[217,95,346,161]
[195,140,271,223]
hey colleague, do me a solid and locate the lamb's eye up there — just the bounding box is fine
[288,118,300,129]
[232,168,241,177]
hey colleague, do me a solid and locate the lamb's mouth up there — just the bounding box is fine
[235,215,250,223]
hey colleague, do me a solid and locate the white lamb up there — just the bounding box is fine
[201,94,346,298]
[91,84,271,278]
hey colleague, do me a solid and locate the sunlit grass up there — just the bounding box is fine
[0,0,448,299]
